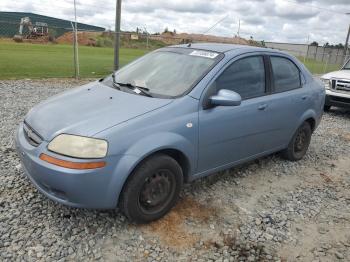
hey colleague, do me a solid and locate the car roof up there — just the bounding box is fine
[170,42,272,54]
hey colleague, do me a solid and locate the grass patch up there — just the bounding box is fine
[297,57,341,75]
[0,39,147,79]
[0,39,343,79]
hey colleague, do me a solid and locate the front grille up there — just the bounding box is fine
[331,79,336,89]
[331,78,350,92]
[23,121,43,147]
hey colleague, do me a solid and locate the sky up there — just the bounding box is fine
[1,0,350,45]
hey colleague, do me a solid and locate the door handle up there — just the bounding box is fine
[302,95,308,100]
[258,104,268,110]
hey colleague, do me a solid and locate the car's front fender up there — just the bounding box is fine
[124,132,196,172]
[106,132,196,207]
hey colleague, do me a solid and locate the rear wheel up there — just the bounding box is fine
[120,154,183,224]
[281,122,312,161]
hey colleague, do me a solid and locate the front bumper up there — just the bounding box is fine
[325,89,350,109]
[15,122,124,209]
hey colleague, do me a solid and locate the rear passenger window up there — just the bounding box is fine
[215,56,265,99]
[271,57,301,92]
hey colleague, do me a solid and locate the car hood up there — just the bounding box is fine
[322,70,350,80]
[25,81,172,141]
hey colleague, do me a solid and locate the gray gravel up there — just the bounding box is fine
[1,79,350,261]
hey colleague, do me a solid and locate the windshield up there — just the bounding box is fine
[103,48,221,97]
[343,59,350,70]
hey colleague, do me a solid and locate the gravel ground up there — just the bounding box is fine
[1,79,350,262]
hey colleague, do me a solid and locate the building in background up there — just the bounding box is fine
[0,11,105,38]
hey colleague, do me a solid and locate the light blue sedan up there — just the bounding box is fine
[15,43,325,223]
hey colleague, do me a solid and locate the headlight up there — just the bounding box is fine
[321,78,330,89]
[48,134,108,158]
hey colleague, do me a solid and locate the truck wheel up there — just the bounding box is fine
[323,105,331,111]
[281,122,312,161]
[120,154,183,224]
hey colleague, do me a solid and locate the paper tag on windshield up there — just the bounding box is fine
[189,50,219,59]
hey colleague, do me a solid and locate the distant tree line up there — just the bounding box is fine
[132,27,177,36]
[310,41,344,48]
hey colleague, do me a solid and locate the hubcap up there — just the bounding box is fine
[139,170,174,213]
[294,129,307,152]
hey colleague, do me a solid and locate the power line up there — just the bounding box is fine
[202,14,229,34]
[281,0,347,15]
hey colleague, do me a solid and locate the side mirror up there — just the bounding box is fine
[209,89,242,107]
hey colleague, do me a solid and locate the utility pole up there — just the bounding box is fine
[237,19,240,37]
[344,13,350,63]
[144,27,149,49]
[304,34,309,64]
[114,0,122,71]
[73,0,79,79]
[344,24,350,63]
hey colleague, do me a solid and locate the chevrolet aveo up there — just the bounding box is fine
[16,43,325,223]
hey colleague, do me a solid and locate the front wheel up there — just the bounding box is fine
[281,122,312,161]
[120,154,183,224]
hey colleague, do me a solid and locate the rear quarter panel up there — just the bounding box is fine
[309,76,325,128]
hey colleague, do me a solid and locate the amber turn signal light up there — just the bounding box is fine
[39,154,106,169]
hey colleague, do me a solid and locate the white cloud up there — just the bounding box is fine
[0,0,349,45]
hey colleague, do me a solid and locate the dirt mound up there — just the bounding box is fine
[150,32,251,46]
[58,31,253,47]
[178,32,250,45]
[57,32,101,46]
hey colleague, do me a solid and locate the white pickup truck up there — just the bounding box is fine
[321,59,350,111]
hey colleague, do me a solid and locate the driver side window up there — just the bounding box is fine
[215,56,266,99]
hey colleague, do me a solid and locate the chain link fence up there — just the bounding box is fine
[0,11,349,79]
[265,42,350,75]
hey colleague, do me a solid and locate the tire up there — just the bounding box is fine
[120,154,183,224]
[324,105,331,112]
[281,122,312,161]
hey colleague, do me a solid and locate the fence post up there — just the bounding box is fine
[146,33,149,49]
[303,45,309,64]
[335,48,340,65]
[323,54,330,74]
[314,46,317,60]
[321,48,325,62]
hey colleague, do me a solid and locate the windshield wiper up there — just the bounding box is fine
[115,82,153,97]
[111,73,121,90]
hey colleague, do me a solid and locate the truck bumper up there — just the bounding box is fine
[325,90,350,109]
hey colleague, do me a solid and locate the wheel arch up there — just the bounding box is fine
[115,147,191,209]
[127,148,192,185]
[298,109,317,132]
[305,117,316,132]
[112,132,196,207]
[123,132,196,180]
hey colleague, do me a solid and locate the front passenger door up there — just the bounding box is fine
[197,55,272,174]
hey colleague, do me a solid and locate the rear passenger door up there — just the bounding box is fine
[263,55,309,151]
